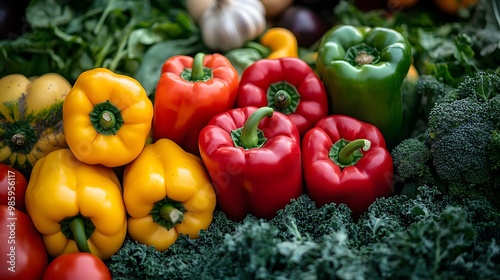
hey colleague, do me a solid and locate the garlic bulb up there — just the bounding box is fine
[199,0,267,52]
[186,0,215,23]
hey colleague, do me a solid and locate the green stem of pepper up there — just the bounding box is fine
[274,90,292,110]
[344,43,380,67]
[159,204,185,227]
[150,197,186,231]
[240,107,274,149]
[69,217,92,253]
[338,139,371,165]
[191,52,205,81]
[181,53,213,82]
[98,110,116,130]
[89,100,124,135]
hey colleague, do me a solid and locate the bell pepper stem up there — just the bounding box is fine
[159,204,184,226]
[89,100,124,135]
[274,90,291,109]
[338,139,371,165]
[69,217,91,253]
[245,41,271,58]
[191,53,206,81]
[240,107,274,149]
[345,43,380,67]
[98,110,116,130]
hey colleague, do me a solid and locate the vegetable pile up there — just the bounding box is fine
[1,0,500,279]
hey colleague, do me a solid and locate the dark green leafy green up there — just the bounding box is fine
[107,189,500,279]
[0,0,205,95]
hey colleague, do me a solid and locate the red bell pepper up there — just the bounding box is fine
[301,114,394,218]
[0,205,48,280]
[199,106,303,221]
[236,57,329,137]
[153,52,239,155]
[0,164,27,212]
[42,252,112,280]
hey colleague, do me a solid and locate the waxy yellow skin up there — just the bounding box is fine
[63,68,153,167]
[260,27,299,59]
[123,138,216,252]
[25,148,127,260]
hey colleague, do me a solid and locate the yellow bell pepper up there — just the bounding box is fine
[123,138,217,252]
[259,27,299,59]
[63,68,153,167]
[25,148,127,260]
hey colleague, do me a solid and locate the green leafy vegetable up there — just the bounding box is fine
[0,0,205,95]
[107,189,500,279]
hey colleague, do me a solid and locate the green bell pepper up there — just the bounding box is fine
[316,25,412,149]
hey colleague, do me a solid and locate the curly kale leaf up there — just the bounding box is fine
[270,194,354,242]
[371,206,477,279]
[456,71,500,102]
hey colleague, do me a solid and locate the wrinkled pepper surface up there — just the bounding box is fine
[63,68,153,167]
[199,106,303,221]
[237,57,329,137]
[25,149,127,260]
[316,25,412,148]
[153,52,239,155]
[302,114,394,218]
[123,138,216,252]
[259,27,299,59]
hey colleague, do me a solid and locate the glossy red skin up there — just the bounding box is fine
[153,53,239,155]
[199,106,303,221]
[0,205,48,280]
[236,58,329,138]
[302,115,395,218]
[42,252,112,280]
[0,164,28,212]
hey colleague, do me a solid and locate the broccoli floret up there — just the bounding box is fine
[426,98,494,187]
[490,130,500,172]
[456,71,500,102]
[427,97,488,138]
[425,72,500,193]
[430,121,493,185]
[490,95,500,126]
[414,75,456,118]
[489,95,500,172]
[391,137,434,188]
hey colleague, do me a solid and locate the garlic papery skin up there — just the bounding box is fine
[199,0,267,52]
[186,0,215,23]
